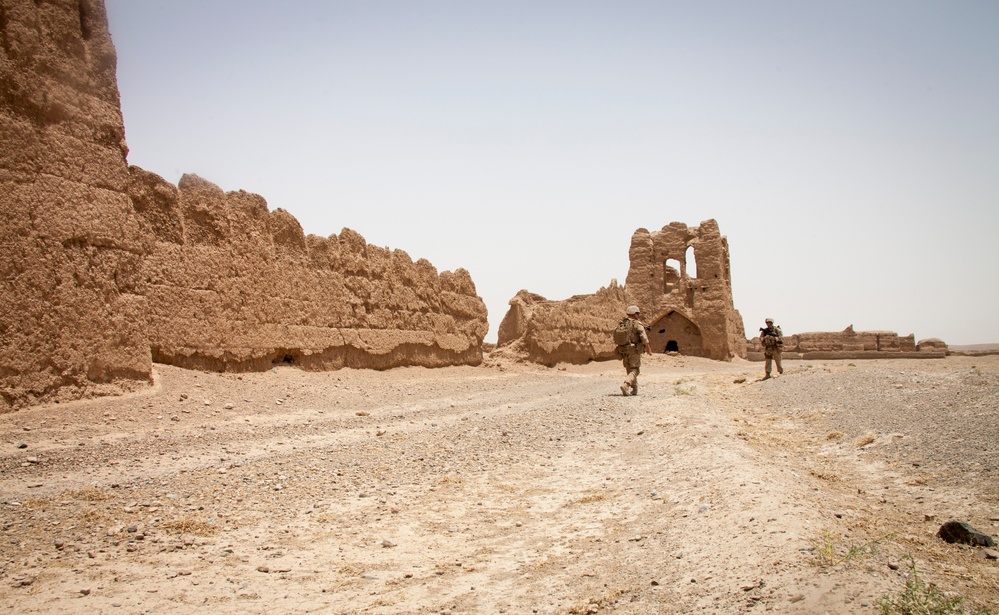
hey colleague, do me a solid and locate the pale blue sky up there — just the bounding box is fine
[104,1,998,345]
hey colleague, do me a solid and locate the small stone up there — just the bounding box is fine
[381,539,397,548]
[16,442,27,449]
[257,565,270,573]
[80,588,91,596]
[983,549,999,560]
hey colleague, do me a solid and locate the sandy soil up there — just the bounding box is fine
[1,353,997,614]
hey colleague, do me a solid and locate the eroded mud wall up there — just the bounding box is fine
[495,285,629,366]
[0,0,151,412]
[131,170,488,371]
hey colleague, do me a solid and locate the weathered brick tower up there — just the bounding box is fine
[624,220,746,360]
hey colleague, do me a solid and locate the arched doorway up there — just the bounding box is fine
[647,311,704,356]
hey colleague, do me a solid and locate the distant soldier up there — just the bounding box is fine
[616,305,653,396]
[760,317,784,378]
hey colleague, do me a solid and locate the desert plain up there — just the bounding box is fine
[1,352,997,614]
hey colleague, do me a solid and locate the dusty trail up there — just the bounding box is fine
[1,355,997,614]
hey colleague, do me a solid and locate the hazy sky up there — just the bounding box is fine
[104,1,998,345]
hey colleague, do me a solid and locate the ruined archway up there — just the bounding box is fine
[648,311,704,357]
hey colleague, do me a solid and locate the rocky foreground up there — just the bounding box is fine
[1,354,997,614]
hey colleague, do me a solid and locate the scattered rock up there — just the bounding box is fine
[937,520,996,547]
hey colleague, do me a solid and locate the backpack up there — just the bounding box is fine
[613,318,635,347]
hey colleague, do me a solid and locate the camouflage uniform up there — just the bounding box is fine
[760,320,783,378]
[619,315,651,396]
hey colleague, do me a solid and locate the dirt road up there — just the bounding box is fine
[1,354,997,613]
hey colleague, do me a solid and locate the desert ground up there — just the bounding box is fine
[1,352,997,614]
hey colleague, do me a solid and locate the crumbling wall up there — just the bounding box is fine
[495,284,628,366]
[746,325,946,360]
[0,0,151,413]
[132,169,488,371]
[496,219,746,364]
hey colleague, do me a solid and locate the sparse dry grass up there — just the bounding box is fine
[811,529,887,568]
[856,433,877,447]
[568,492,607,506]
[809,469,842,482]
[158,516,220,536]
[66,485,117,501]
[20,498,49,509]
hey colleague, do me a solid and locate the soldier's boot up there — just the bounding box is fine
[620,382,631,396]
[631,381,639,396]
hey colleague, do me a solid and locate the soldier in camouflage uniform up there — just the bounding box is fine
[619,305,653,396]
[760,317,784,378]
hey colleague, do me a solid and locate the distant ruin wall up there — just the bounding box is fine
[496,219,747,364]
[131,169,488,371]
[746,326,947,360]
[0,0,152,412]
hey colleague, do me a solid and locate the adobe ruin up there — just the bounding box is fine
[497,220,747,365]
[0,0,486,413]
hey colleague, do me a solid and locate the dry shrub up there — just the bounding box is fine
[826,431,845,441]
[159,516,220,536]
[79,509,107,524]
[809,470,841,482]
[856,433,877,447]
[569,492,607,506]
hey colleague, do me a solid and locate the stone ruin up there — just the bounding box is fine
[497,220,747,365]
[0,0,487,413]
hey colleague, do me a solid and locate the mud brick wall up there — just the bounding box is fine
[496,285,630,366]
[0,0,151,412]
[131,170,488,371]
